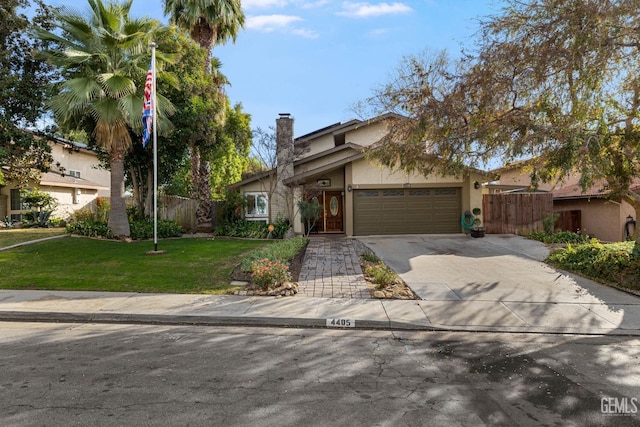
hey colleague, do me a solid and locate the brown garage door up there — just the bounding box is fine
[353,188,461,235]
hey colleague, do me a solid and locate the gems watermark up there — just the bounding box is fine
[601,397,638,416]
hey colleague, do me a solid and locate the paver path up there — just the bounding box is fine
[297,238,371,299]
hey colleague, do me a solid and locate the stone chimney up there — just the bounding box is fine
[274,113,295,221]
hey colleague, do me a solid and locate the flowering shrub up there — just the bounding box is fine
[250,258,292,290]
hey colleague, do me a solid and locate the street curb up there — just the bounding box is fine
[0,311,392,330]
[2,311,640,336]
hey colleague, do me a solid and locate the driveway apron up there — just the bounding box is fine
[357,234,640,332]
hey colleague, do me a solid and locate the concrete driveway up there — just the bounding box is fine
[357,234,640,332]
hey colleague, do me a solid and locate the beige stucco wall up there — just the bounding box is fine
[465,172,485,225]
[302,168,345,192]
[0,182,100,221]
[1,141,107,222]
[41,186,99,219]
[299,119,387,159]
[240,177,273,194]
[498,167,580,191]
[50,143,110,196]
[293,151,354,181]
[344,121,387,148]
[554,198,630,242]
[350,158,464,187]
[303,134,334,158]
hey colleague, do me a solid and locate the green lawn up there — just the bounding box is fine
[0,236,270,294]
[0,228,67,248]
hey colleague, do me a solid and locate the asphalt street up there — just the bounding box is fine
[1,322,639,426]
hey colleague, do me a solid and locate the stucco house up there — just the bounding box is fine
[491,162,639,242]
[0,136,110,223]
[232,113,486,236]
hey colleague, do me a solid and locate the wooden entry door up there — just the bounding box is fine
[323,191,343,232]
[310,191,344,233]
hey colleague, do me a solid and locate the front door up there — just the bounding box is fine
[309,191,344,233]
[323,191,343,232]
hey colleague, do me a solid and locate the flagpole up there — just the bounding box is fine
[151,42,158,252]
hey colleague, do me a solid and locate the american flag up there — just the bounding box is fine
[142,63,153,147]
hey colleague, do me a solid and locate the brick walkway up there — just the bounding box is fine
[297,238,371,299]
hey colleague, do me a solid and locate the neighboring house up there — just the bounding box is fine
[491,162,639,242]
[232,113,485,236]
[0,137,110,222]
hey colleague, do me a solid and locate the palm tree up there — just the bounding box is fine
[35,0,163,237]
[163,0,244,73]
[163,0,244,231]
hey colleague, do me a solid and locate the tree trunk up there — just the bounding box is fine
[129,163,145,218]
[191,144,213,232]
[108,154,131,238]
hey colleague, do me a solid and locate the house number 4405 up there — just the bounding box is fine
[326,318,355,328]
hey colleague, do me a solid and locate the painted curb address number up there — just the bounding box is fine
[326,318,355,328]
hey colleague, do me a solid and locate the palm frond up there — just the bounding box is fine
[98,73,136,98]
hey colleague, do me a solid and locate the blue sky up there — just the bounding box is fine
[40,0,505,138]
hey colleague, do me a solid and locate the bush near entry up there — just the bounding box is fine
[547,240,640,290]
[250,258,292,290]
[214,217,291,239]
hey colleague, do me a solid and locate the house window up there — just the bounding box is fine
[245,192,268,220]
[69,170,81,178]
[10,189,26,210]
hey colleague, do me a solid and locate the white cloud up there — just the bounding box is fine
[300,0,333,8]
[291,28,320,38]
[246,14,303,31]
[243,0,289,9]
[337,2,412,18]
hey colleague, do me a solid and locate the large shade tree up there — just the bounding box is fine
[34,0,171,237]
[364,0,640,244]
[0,0,54,188]
[163,0,244,232]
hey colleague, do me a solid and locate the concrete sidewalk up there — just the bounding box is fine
[1,234,639,335]
[1,288,640,335]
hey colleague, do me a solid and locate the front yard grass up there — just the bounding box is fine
[0,236,270,294]
[0,228,67,248]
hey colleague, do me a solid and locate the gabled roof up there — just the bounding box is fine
[39,171,108,190]
[552,178,640,200]
[293,112,404,146]
[294,120,361,144]
[229,169,274,188]
[232,143,365,188]
[284,144,365,185]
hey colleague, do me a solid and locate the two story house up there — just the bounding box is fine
[0,136,110,223]
[232,113,486,236]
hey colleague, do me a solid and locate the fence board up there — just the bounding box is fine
[157,195,197,232]
[482,193,553,235]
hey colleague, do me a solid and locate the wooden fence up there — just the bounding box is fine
[156,195,197,232]
[91,195,198,232]
[482,193,553,235]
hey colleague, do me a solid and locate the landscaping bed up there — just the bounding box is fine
[530,231,640,294]
[231,237,418,299]
[230,236,308,297]
[352,239,418,300]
